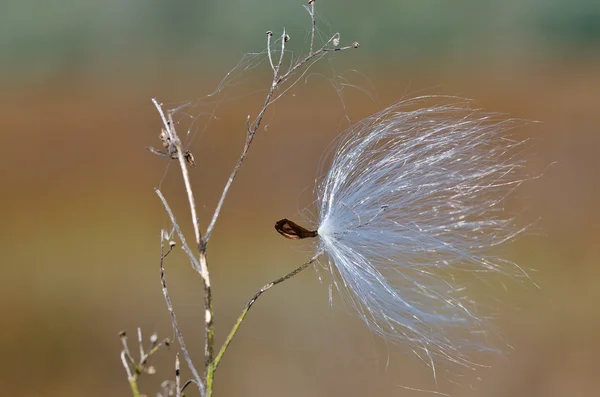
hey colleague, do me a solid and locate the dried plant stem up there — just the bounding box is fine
[147,5,357,397]
[204,28,357,244]
[152,101,202,246]
[152,100,214,382]
[308,1,316,56]
[211,253,321,373]
[156,189,206,396]
[203,31,285,244]
[121,351,140,397]
[175,354,181,397]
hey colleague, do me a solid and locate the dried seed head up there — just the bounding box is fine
[352,41,360,48]
[313,97,534,369]
[284,34,290,42]
[266,30,273,36]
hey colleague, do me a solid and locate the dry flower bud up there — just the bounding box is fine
[284,34,290,42]
[353,41,360,48]
[266,30,273,36]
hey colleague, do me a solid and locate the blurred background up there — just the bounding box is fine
[1,0,599,396]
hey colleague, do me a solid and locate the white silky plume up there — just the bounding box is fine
[316,97,531,369]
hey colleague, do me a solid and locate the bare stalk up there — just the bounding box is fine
[120,327,172,397]
[151,100,203,249]
[155,190,206,396]
[175,354,181,397]
[204,23,358,244]
[152,100,213,376]
[149,4,357,397]
[308,0,316,56]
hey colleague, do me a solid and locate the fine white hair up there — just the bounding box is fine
[316,97,531,370]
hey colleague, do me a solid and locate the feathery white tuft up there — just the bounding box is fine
[315,97,532,369]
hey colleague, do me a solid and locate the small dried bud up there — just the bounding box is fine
[147,366,156,375]
[169,240,176,248]
[266,30,273,36]
[284,34,290,42]
[353,41,360,48]
[308,0,315,4]
[332,37,340,47]
[150,333,158,344]
[119,331,127,339]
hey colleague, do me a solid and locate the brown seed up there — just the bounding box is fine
[274,219,318,240]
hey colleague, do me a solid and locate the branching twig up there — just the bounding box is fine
[152,101,214,380]
[212,253,321,372]
[204,19,358,245]
[146,4,358,397]
[152,101,203,249]
[120,328,170,397]
[154,205,206,396]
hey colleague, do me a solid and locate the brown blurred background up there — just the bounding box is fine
[1,1,599,396]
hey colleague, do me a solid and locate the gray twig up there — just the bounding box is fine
[154,203,206,396]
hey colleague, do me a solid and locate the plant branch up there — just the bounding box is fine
[152,100,203,249]
[212,253,321,372]
[204,13,358,245]
[153,101,214,380]
[155,190,206,396]
[307,0,316,56]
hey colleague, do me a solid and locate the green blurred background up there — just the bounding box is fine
[1,0,599,396]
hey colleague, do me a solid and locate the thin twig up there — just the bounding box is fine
[121,350,141,397]
[202,30,285,244]
[152,102,213,377]
[151,99,204,250]
[308,1,316,56]
[181,380,194,396]
[212,253,321,372]
[200,251,214,372]
[154,191,203,275]
[175,353,181,397]
[119,331,135,366]
[155,216,206,396]
[137,328,144,362]
[266,31,275,72]
[204,26,357,245]
[121,350,134,380]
